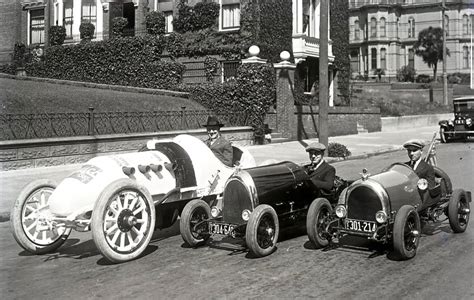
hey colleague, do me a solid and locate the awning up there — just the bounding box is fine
[21,0,47,9]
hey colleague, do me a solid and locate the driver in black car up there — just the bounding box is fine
[305,142,336,195]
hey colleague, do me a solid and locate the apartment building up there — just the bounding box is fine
[349,0,473,79]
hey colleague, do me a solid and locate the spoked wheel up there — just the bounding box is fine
[306,198,333,249]
[245,205,279,257]
[10,179,71,254]
[393,205,421,260]
[91,179,155,263]
[179,199,211,247]
[448,189,470,233]
[439,127,449,143]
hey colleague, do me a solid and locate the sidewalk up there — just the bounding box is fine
[0,125,439,221]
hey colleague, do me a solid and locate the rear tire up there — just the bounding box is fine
[448,189,470,233]
[393,205,420,260]
[306,198,333,249]
[246,205,279,257]
[180,199,211,247]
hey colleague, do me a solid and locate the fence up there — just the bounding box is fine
[0,107,250,140]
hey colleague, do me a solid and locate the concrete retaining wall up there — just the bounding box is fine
[381,113,451,131]
[0,127,253,171]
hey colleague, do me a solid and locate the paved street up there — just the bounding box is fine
[0,143,473,299]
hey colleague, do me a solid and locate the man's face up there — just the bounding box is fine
[207,126,220,140]
[406,147,422,161]
[308,150,323,165]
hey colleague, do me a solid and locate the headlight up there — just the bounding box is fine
[335,205,347,218]
[210,206,221,218]
[241,209,251,221]
[417,178,428,191]
[375,210,388,224]
[466,118,472,126]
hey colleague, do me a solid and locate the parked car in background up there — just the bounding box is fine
[179,161,350,257]
[306,136,471,260]
[10,135,256,263]
[439,96,474,143]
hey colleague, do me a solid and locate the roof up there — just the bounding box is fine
[453,96,474,102]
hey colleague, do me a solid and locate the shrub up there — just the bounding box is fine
[13,42,27,67]
[79,23,95,40]
[396,65,416,82]
[112,17,128,37]
[0,63,16,74]
[165,32,184,59]
[49,26,66,46]
[328,142,351,158]
[173,0,220,32]
[416,74,431,83]
[145,11,165,35]
[204,56,219,82]
[447,74,462,84]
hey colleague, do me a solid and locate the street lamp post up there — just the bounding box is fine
[442,0,448,106]
[319,0,329,153]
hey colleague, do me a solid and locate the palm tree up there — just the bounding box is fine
[413,26,450,81]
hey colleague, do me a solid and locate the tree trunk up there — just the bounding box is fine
[433,63,437,82]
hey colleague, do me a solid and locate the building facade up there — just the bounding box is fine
[349,0,473,80]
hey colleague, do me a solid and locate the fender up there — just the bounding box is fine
[438,120,452,128]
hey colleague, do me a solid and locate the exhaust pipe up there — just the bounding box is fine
[150,164,163,172]
[122,166,135,176]
[138,164,151,174]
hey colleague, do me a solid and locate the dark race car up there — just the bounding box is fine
[439,96,474,143]
[179,161,349,257]
[306,135,471,260]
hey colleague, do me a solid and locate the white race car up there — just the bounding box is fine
[10,134,256,263]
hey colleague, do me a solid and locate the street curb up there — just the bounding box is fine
[0,146,405,223]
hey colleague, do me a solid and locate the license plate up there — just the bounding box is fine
[345,219,377,233]
[209,222,235,235]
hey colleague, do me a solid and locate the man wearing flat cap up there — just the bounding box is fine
[204,116,233,167]
[305,142,336,194]
[403,139,436,190]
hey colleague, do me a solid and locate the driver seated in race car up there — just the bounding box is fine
[403,139,439,207]
[203,116,233,167]
[304,142,336,197]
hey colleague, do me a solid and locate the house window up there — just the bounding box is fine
[164,11,173,33]
[82,0,97,29]
[463,46,469,69]
[354,20,360,40]
[371,48,377,69]
[64,0,74,39]
[30,9,45,44]
[380,48,386,70]
[408,17,415,38]
[380,17,386,37]
[350,50,359,73]
[445,15,449,36]
[408,49,415,69]
[462,14,469,35]
[370,17,377,38]
[223,61,239,82]
[221,2,240,30]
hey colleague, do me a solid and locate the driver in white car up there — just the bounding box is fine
[203,116,233,167]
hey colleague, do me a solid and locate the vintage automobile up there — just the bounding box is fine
[10,134,256,263]
[179,161,349,257]
[439,96,474,143]
[306,136,471,260]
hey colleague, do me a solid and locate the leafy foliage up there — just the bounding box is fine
[112,17,128,37]
[413,27,450,81]
[165,32,185,59]
[79,23,95,40]
[25,36,185,89]
[145,11,166,35]
[204,56,219,82]
[173,0,220,33]
[13,42,27,67]
[49,26,66,46]
[328,142,351,158]
[396,65,416,82]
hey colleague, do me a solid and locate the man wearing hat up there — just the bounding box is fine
[305,142,336,194]
[204,116,233,167]
[403,139,435,190]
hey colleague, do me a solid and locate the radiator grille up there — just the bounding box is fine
[347,186,382,221]
[222,179,253,224]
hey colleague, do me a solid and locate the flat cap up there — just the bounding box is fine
[305,142,326,152]
[403,139,425,149]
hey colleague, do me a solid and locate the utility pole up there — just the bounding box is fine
[319,0,329,152]
[442,0,448,105]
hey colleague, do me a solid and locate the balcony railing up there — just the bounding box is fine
[292,35,334,61]
[349,0,466,9]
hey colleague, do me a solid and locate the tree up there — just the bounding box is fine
[413,26,449,81]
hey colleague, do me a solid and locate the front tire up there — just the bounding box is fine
[306,198,333,249]
[179,199,211,247]
[393,205,420,260]
[245,205,279,257]
[448,189,470,233]
[91,179,155,263]
[10,179,71,254]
